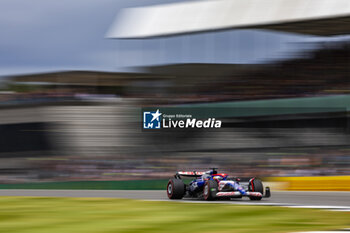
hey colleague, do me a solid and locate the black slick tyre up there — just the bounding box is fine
[203,180,218,201]
[167,178,185,199]
[249,178,263,200]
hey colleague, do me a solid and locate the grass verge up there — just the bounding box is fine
[0,197,349,233]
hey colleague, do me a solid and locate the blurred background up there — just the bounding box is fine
[0,0,349,189]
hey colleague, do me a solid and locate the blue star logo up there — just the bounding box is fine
[143,109,162,129]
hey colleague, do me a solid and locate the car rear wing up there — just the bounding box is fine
[175,171,206,178]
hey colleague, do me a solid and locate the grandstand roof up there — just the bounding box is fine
[107,0,350,38]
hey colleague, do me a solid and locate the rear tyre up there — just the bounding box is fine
[249,178,263,200]
[167,179,185,199]
[203,180,218,201]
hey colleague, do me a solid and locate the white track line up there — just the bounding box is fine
[295,230,350,233]
[148,199,350,212]
[296,232,346,233]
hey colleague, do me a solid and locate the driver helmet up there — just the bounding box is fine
[213,175,224,182]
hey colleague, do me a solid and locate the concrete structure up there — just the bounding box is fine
[1,101,350,158]
[107,0,350,38]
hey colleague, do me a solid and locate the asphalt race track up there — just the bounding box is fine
[0,190,349,210]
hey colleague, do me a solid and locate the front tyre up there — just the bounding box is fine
[249,178,263,200]
[167,179,185,199]
[203,180,218,201]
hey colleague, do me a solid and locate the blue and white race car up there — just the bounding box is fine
[167,168,270,201]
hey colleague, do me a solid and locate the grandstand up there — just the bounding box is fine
[7,43,350,104]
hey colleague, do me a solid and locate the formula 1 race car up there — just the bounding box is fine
[166,168,270,201]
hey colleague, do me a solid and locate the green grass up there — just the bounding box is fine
[0,197,349,233]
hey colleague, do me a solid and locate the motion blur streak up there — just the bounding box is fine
[1,1,350,233]
[0,190,350,209]
[0,43,349,184]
